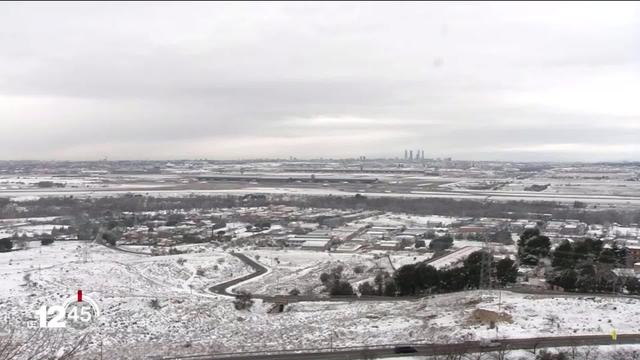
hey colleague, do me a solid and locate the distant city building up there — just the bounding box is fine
[301,239,331,251]
[376,239,402,250]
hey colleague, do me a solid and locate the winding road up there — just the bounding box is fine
[207,252,402,303]
[208,251,640,304]
[208,253,269,296]
[96,246,640,359]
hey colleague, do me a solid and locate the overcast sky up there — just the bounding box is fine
[0,2,639,161]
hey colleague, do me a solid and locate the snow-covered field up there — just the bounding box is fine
[1,243,638,359]
[392,345,640,360]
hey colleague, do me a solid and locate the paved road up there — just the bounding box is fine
[154,334,640,359]
[208,253,269,296]
[5,185,640,206]
[106,244,153,256]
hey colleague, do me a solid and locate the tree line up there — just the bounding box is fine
[516,227,638,294]
[320,252,519,298]
[2,193,640,225]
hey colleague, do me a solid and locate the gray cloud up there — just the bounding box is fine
[0,2,639,161]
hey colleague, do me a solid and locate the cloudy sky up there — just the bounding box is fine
[0,2,639,161]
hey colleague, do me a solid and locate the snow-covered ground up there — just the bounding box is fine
[237,249,403,296]
[1,243,639,359]
[390,345,640,360]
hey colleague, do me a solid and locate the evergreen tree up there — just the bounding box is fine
[496,257,518,285]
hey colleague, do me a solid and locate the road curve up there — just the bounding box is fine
[207,252,366,302]
[208,253,269,296]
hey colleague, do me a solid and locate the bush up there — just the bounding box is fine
[40,237,55,246]
[429,235,453,251]
[383,279,397,297]
[627,277,640,295]
[496,257,518,285]
[165,213,186,226]
[101,231,119,246]
[329,280,355,296]
[320,272,331,285]
[358,282,376,296]
[0,238,13,252]
[150,298,161,310]
[353,265,365,274]
[536,350,569,360]
[233,291,254,310]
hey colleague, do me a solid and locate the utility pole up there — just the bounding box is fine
[479,237,493,291]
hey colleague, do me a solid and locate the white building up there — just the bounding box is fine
[301,239,331,251]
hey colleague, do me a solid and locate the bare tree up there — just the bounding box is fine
[488,344,511,360]
[0,329,88,360]
[610,348,640,360]
[581,346,600,360]
[464,352,486,360]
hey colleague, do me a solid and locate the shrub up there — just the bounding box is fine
[289,288,301,296]
[329,280,354,296]
[150,298,161,310]
[233,291,254,310]
[40,237,55,246]
[0,238,13,252]
[536,350,569,360]
[320,272,331,285]
[358,282,376,296]
[429,235,453,251]
[383,279,397,297]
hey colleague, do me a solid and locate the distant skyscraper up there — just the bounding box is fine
[421,150,425,160]
[409,150,413,160]
[404,149,408,160]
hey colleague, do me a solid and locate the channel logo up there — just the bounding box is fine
[35,290,100,329]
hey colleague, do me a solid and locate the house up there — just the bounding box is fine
[457,226,486,235]
[612,268,637,279]
[286,233,334,247]
[335,242,363,253]
[628,246,640,264]
[305,230,332,238]
[545,221,564,233]
[427,220,445,228]
[376,240,402,250]
[301,239,331,251]
[285,236,308,247]
[402,228,429,238]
